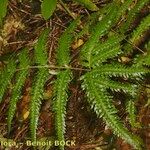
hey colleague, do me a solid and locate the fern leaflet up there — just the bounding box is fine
[0,58,16,102]
[30,29,50,142]
[7,49,30,133]
[81,73,143,149]
[53,70,72,150]
[53,18,80,150]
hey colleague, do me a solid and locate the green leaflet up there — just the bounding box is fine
[53,70,72,150]
[53,18,79,150]
[133,41,150,67]
[144,41,150,66]
[41,0,57,20]
[0,0,8,25]
[126,100,140,128]
[80,4,118,67]
[81,74,143,149]
[82,74,137,97]
[74,0,98,11]
[130,14,150,45]
[90,34,124,67]
[56,17,80,66]
[0,58,16,102]
[7,49,30,133]
[92,64,148,78]
[30,29,50,142]
[34,28,50,65]
[120,0,149,33]
[30,68,49,142]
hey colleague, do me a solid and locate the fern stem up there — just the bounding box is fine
[16,65,90,72]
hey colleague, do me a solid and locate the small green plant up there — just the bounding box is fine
[0,0,150,150]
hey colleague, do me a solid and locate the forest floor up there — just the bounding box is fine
[0,0,150,150]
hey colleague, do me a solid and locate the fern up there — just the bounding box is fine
[0,57,16,102]
[30,29,50,142]
[7,48,30,133]
[0,1,150,150]
[79,1,149,146]
[81,73,143,149]
[53,18,80,150]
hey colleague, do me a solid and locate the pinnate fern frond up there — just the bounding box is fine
[81,73,143,149]
[30,29,50,142]
[53,70,72,150]
[7,49,30,133]
[0,58,16,102]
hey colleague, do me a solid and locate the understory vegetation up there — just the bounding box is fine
[0,0,150,150]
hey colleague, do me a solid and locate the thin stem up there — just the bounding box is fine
[16,65,90,72]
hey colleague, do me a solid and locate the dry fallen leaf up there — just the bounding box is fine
[72,39,84,50]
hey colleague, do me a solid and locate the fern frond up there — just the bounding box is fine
[120,0,149,33]
[130,14,150,45]
[56,18,80,66]
[30,29,50,142]
[53,70,72,150]
[7,49,30,133]
[80,5,118,67]
[0,58,16,102]
[81,74,143,149]
[126,100,140,128]
[92,64,148,78]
